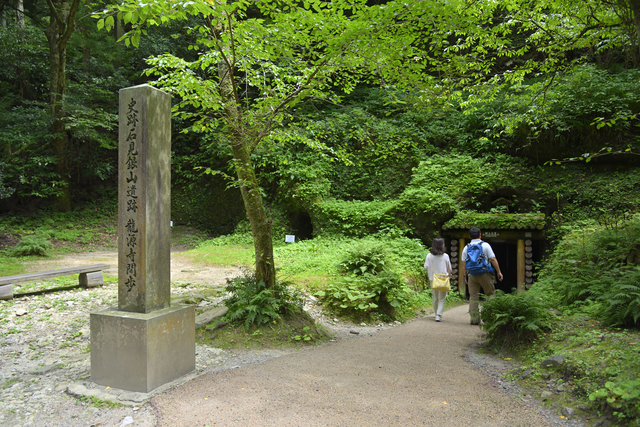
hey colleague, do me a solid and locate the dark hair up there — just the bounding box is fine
[430,237,446,255]
[469,227,481,239]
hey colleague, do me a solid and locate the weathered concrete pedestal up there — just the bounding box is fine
[91,305,195,393]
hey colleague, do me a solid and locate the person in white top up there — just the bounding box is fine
[423,237,452,322]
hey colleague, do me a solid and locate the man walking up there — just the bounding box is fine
[461,227,503,325]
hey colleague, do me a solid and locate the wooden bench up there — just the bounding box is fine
[0,264,110,300]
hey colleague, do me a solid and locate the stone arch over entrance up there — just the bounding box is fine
[442,213,545,298]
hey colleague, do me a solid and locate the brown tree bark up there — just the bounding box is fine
[629,0,640,43]
[218,52,276,290]
[43,0,80,212]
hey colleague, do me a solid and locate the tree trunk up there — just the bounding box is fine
[630,0,640,41]
[231,142,277,289]
[17,0,24,27]
[43,0,80,212]
[218,53,277,290]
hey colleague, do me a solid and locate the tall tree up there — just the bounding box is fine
[96,0,443,288]
[44,0,82,211]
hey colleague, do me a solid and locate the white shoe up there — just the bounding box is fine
[435,315,442,322]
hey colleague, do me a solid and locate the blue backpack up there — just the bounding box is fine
[465,241,494,276]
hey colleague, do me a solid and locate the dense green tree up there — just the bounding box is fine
[0,0,103,210]
[97,0,447,289]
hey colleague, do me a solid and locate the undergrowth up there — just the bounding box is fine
[504,316,640,426]
[223,269,305,331]
[480,289,554,352]
[536,213,640,328]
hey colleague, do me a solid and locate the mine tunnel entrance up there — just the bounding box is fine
[287,211,314,241]
[444,225,545,299]
[489,240,518,293]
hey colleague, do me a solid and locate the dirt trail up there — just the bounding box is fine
[21,249,240,287]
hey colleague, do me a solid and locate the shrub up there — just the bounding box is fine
[317,275,378,314]
[317,270,409,321]
[480,290,554,351]
[314,199,400,237]
[223,270,304,331]
[337,241,388,275]
[12,236,52,256]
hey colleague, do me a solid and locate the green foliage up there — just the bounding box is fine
[314,199,400,237]
[337,241,387,275]
[0,19,128,207]
[443,212,545,231]
[224,270,304,331]
[78,395,124,409]
[316,241,411,320]
[598,267,640,328]
[397,154,530,238]
[0,162,14,199]
[536,166,640,226]
[318,276,378,313]
[48,230,83,242]
[291,326,314,342]
[12,236,52,257]
[535,214,640,328]
[317,270,408,320]
[0,104,63,200]
[589,379,640,423]
[0,253,23,276]
[0,25,49,101]
[479,290,554,350]
[458,67,640,158]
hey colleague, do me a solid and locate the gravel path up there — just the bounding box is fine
[1,251,584,427]
[150,305,582,427]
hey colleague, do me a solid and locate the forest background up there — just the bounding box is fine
[1,0,640,424]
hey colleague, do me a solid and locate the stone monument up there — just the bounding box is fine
[90,84,195,393]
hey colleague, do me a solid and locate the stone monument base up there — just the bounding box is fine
[90,304,195,393]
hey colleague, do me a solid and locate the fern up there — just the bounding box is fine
[598,267,640,328]
[337,242,387,276]
[480,290,553,351]
[13,235,52,256]
[223,269,303,331]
